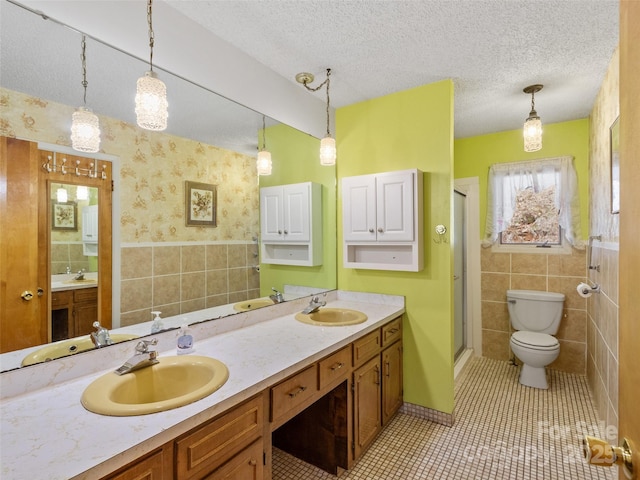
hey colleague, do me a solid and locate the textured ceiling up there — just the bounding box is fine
[167,0,620,138]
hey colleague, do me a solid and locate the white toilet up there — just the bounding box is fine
[507,289,565,389]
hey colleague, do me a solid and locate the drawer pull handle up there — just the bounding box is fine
[385,361,390,377]
[287,386,307,398]
[249,459,257,466]
[330,362,344,371]
[387,327,399,334]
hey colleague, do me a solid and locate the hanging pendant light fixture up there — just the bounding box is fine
[257,115,272,176]
[71,35,101,153]
[135,0,168,131]
[296,68,336,166]
[523,84,543,152]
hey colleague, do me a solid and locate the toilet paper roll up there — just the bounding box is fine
[576,282,592,298]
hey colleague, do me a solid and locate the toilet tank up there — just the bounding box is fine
[507,290,565,334]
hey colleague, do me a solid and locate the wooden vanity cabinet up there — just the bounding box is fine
[353,355,382,459]
[73,287,98,335]
[50,287,98,341]
[382,340,403,426]
[103,446,173,480]
[175,394,264,480]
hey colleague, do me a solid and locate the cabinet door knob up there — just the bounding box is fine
[284,230,288,235]
[369,228,374,233]
[378,227,384,233]
[21,291,34,301]
[249,459,257,466]
[278,230,282,234]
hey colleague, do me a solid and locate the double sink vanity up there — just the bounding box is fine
[0,290,404,479]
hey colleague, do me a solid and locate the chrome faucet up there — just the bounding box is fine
[73,269,85,280]
[90,321,112,348]
[269,287,285,304]
[302,295,326,314]
[114,339,159,375]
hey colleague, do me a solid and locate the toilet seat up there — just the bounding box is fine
[511,331,559,351]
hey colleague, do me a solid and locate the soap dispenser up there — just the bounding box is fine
[176,325,194,355]
[150,311,164,334]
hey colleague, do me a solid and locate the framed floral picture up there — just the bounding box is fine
[610,116,620,214]
[185,181,217,227]
[52,202,77,231]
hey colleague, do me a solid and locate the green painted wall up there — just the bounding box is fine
[258,123,337,295]
[336,80,455,414]
[454,118,590,240]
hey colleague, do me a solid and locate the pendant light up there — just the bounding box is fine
[135,0,168,131]
[257,115,272,176]
[296,68,336,166]
[71,35,101,153]
[523,84,543,152]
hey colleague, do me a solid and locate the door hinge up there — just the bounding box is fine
[352,441,355,452]
[351,381,355,393]
[111,180,114,192]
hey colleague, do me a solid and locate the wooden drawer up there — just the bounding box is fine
[270,365,317,422]
[352,329,381,367]
[381,317,402,347]
[74,287,97,303]
[318,345,351,389]
[175,394,263,480]
[204,439,263,480]
[51,290,72,308]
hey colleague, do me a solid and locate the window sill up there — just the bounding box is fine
[490,243,573,255]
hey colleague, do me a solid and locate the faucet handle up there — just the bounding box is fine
[135,338,158,354]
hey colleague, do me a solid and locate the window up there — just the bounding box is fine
[484,156,582,250]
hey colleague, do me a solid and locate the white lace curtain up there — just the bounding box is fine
[483,156,583,248]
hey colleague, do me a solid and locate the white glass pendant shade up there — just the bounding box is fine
[71,107,101,153]
[57,187,68,203]
[135,71,168,131]
[320,136,336,166]
[76,185,89,201]
[523,114,542,152]
[257,150,272,176]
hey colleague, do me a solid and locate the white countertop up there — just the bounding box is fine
[0,291,404,480]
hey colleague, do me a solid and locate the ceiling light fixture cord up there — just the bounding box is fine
[530,89,536,115]
[300,68,332,136]
[80,34,88,105]
[147,0,154,71]
[262,115,267,150]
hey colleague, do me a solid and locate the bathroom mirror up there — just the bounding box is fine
[0,0,337,371]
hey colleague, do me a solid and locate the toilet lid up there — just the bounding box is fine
[512,331,559,349]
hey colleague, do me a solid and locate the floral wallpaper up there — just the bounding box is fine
[1,87,259,243]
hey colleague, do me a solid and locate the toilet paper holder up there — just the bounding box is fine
[577,281,601,296]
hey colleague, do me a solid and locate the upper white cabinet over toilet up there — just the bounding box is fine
[342,169,423,271]
[260,182,323,266]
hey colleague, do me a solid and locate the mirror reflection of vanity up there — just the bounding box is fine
[0,0,337,371]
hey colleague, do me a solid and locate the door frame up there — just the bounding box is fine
[453,177,481,357]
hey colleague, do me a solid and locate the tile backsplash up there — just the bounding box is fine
[480,248,587,374]
[120,243,259,326]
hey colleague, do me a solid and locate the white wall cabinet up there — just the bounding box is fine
[342,169,423,271]
[260,182,322,266]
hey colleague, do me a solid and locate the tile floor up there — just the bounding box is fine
[272,356,615,480]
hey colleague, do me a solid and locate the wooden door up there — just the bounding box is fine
[0,137,48,352]
[353,355,381,459]
[618,1,640,477]
[382,341,403,426]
